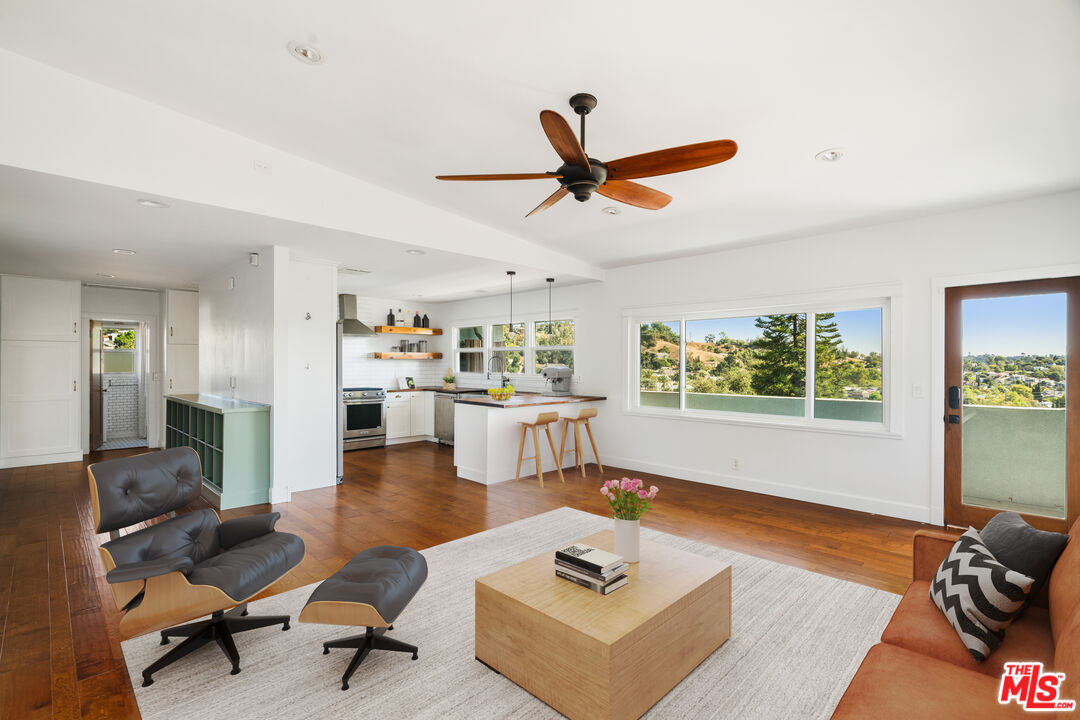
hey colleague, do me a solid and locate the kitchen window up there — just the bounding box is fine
[456,326,484,374]
[630,297,895,433]
[535,319,575,372]
[452,318,577,377]
[491,322,525,374]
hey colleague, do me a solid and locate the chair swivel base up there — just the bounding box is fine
[322,626,418,691]
[143,603,290,687]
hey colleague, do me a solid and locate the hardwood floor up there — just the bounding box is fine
[0,442,936,719]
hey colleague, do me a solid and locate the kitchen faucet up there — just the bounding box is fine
[487,355,509,387]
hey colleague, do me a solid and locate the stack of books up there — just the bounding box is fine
[554,543,629,595]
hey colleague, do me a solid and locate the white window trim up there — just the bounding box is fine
[623,287,903,438]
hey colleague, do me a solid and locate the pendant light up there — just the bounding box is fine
[506,271,516,344]
[546,277,555,337]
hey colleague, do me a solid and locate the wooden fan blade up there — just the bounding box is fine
[596,180,672,210]
[436,173,561,181]
[526,187,569,218]
[539,110,590,172]
[606,140,737,180]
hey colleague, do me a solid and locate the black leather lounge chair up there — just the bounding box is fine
[88,447,305,686]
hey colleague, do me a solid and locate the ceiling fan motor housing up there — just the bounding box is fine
[558,159,607,202]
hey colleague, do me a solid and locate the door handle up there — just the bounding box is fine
[945,414,960,424]
[948,385,961,410]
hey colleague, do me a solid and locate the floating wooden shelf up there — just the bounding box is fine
[373,352,444,360]
[374,326,443,335]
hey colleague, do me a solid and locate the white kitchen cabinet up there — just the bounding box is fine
[1,275,81,341]
[166,289,199,344]
[166,343,199,394]
[409,393,426,436]
[0,340,80,457]
[423,391,435,436]
[385,393,411,439]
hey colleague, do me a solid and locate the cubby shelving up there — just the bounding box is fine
[164,394,270,510]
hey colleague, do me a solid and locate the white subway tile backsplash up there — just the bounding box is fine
[340,295,447,390]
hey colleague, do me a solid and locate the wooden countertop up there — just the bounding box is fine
[455,394,606,408]
[384,387,487,394]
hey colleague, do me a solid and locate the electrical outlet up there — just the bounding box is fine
[730,457,740,471]
[912,383,925,399]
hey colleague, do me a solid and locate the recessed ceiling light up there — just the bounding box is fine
[405,249,426,255]
[95,273,116,279]
[136,198,169,208]
[815,148,844,162]
[601,206,621,215]
[112,248,137,255]
[287,42,324,65]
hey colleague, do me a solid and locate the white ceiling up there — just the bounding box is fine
[0,0,1078,284]
[0,166,578,301]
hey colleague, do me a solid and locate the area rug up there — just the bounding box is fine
[122,507,899,719]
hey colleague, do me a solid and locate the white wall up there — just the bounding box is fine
[341,295,449,390]
[198,253,275,403]
[286,258,338,492]
[198,248,341,500]
[80,285,163,451]
[439,189,1080,523]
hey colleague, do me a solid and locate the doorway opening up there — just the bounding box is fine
[90,320,149,451]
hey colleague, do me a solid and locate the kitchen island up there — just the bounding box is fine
[453,394,606,484]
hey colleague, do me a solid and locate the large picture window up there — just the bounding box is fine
[634,301,890,429]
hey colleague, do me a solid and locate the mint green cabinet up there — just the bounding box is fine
[165,394,270,510]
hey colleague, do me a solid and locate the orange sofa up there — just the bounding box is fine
[832,518,1080,718]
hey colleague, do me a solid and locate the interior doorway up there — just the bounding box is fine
[944,276,1078,532]
[89,320,149,451]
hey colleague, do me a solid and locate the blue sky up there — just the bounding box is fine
[678,308,884,354]
[962,293,1066,356]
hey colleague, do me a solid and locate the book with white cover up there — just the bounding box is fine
[555,544,624,574]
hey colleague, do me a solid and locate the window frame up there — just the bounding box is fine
[625,292,902,438]
[454,325,485,375]
[452,317,577,380]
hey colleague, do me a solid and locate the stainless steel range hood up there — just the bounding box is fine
[338,294,376,336]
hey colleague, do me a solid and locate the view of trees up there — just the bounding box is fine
[963,353,1066,408]
[639,314,883,401]
[104,328,136,349]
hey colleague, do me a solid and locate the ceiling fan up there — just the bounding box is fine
[436,93,737,217]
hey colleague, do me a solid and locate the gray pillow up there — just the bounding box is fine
[979,511,1069,599]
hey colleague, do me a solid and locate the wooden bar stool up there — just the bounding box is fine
[515,411,564,488]
[558,408,603,478]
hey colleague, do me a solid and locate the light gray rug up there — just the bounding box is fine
[123,507,899,719]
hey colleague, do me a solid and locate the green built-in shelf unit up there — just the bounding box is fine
[164,394,271,510]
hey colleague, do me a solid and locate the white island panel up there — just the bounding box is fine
[453,398,605,485]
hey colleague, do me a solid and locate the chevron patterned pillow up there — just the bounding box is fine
[929,527,1034,662]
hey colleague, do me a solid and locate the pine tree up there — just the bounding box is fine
[751,314,807,397]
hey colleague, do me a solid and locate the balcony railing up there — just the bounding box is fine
[639,391,883,422]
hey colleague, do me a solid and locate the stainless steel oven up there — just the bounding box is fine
[343,387,386,451]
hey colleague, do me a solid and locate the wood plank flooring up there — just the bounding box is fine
[0,442,936,719]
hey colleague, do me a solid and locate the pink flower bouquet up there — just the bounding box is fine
[600,477,659,520]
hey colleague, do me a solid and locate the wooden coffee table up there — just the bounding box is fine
[475,530,732,720]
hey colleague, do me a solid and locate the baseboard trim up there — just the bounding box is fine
[0,451,84,469]
[603,453,931,523]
